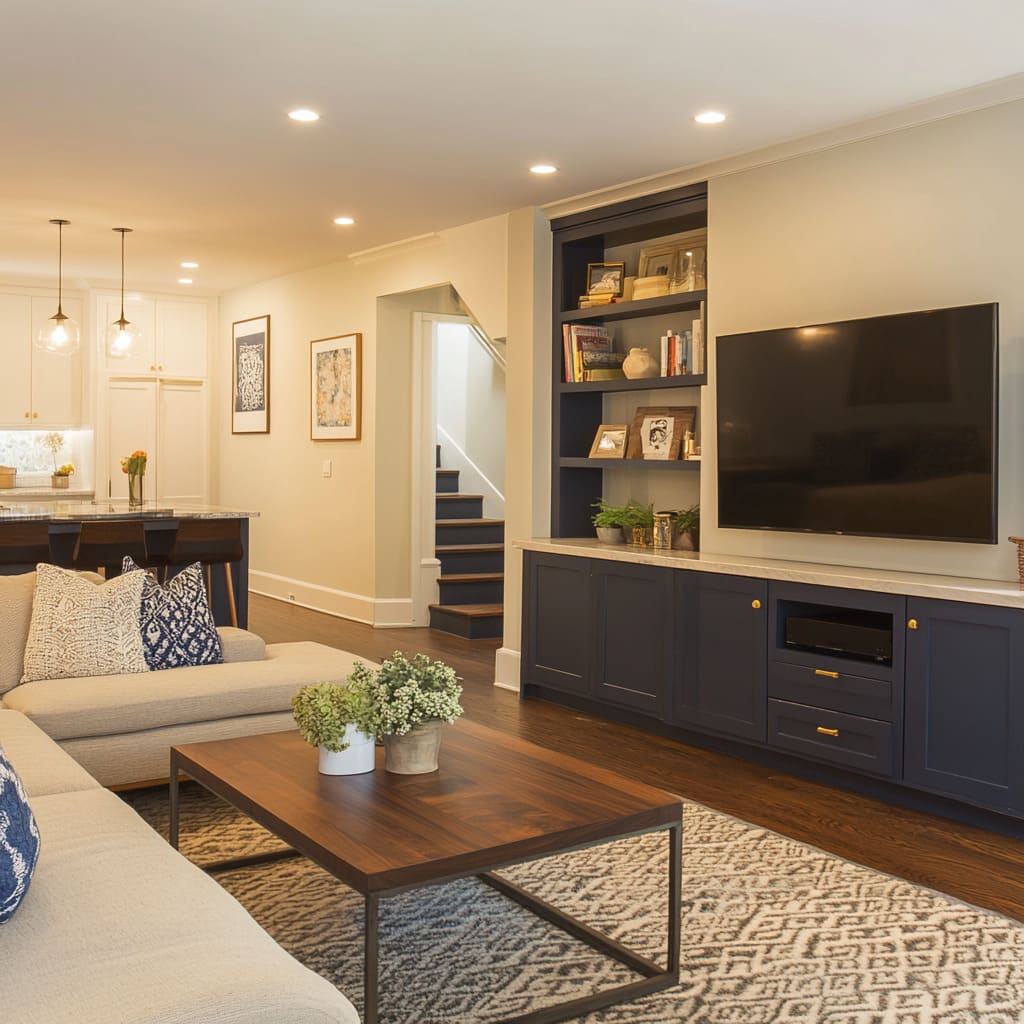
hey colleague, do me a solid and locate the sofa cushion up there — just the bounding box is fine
[3,642,367,741]
[4,787,357,1023]
[22,565,148,683]
[0,572,35,696]
[123,557,223,671]
[0,747,41,923]
[218,626,266,663]
[0,710,99,797]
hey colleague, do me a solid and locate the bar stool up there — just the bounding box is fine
[0,522,55,572]
[73,521,149,577]
[165,519,244,626]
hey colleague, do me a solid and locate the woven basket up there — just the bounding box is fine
[1009,536,1024,588]
[0,466,15,489]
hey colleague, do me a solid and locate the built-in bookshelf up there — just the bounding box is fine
[550,183,709,536]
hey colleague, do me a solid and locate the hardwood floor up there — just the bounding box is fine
[250,593,1024,921]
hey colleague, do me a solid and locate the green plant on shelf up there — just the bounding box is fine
[673,503,699,532]
[622,501,655,529]
[591,499,630,528]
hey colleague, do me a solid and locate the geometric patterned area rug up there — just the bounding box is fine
[124,785,1024,1024]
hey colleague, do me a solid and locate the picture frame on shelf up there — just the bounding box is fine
[588,424,629,459]
[625,405,697,461]
[669,232,707,294]
[637,245,675,279]
[232,315,270,435]
[585,261,626,296]
[310,332,361,441]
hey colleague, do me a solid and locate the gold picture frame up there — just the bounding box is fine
[625,406,697,461]
[637,245,675,279]
[589,424,629,459]
[585,261,626,296]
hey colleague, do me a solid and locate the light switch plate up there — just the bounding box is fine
[322,460,332,478]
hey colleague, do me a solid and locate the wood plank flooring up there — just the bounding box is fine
[249,593,1024,921]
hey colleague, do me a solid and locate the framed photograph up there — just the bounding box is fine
[637,245,675,279]
[232,315,270,434]
[586,261,626,296]
[311,333,361,441]
[670,231,708,293]
[626,406,697,461]
[589,424,629,459]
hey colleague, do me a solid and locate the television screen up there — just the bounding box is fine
[716,303,998,543]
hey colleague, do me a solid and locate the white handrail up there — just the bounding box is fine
[470,323,506,371]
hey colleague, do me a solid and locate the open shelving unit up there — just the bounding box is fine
[550,183,709,536]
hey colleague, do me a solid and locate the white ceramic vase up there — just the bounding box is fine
[318,727,376,775]
[622,347,659,379]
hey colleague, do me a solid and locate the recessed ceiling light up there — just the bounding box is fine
[180,261,199,269]
[288,108,320,123]
[694,110,726,125]
[333,216,356,226]
[530,164,558,175]
[177,277,193,285]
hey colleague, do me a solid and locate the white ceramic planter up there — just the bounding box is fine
[318,727,376,775]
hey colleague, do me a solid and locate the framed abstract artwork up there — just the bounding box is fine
[311,332,361,441]
[231,315,270,434]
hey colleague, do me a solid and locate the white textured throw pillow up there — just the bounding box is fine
[22,564,149,683]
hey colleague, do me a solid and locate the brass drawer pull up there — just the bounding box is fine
[816,726,840,737]
[814,669,840,679]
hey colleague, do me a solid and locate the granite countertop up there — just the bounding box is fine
[0,488,95,500]
[515,536,1024,610]
[0,501,260,522]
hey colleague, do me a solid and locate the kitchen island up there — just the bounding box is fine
[0,502,258,628]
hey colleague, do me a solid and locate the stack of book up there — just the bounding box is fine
[562,325,625,382]
[578,293,617,309]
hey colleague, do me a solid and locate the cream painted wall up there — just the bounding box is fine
[703,99,1024,581]
[215,221,508,625]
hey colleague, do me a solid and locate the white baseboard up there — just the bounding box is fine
[250,570,417,628]
[494,647,520,691]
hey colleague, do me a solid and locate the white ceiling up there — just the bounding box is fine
[2,1,1023,295]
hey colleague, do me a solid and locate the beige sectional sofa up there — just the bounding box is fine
[1,708,358,1024]
[0,570,368,786]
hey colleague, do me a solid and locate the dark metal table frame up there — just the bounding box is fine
[170,755,681,1024]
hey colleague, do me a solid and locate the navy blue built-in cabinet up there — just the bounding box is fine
[521,550,1024,823]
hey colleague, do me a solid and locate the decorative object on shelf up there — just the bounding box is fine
[51,464,74,489]
[36,219,80,355]
[0,466,15,489]
[591,498,629,544]
[631,275,670,301]
[232,315,271,435]
[372,651,463,774]
[580,349,625,382]
[653,511,674,549]
[292,673,378,776]
[106,228,141,360]
[585,261,626,297]
[311,332,361,441]
[120,450,147,508]
[668,231,708,294]
[563,324,613,382]
[622,276,637,302]
[673,504,700,550]
[638,244,676,279]
[39,432,66,479]
[622,347,659,379]
[626,406,697,460]
[623,501,655,546]
[1009,536,1024,588]
[589,424,628,459]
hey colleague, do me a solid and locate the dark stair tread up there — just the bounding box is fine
[436,492,485,500]
[435,518,505,527]
[428,603,504,618]
[436,469,459,477]
[437,572,504,583]
[435,543,504,554]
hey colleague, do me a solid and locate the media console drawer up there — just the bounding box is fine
[767,661,895,721]
[767,699,894,778]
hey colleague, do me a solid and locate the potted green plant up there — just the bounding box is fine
[591,498,628,544]
[623,501,655,546]
[673,503,700,551]
[371,651,463,774]
[291,668,378,775]
[52,463,75,490]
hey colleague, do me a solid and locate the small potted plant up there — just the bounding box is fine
[673,503,700,551]
[591,499,628,544]
[292,668,378,776]
[371,651,463,774]
[39,431,68,488]
[623,501,655,546]
[52,463,75,489]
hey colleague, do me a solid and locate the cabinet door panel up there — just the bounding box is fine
[0,294,31,427]
[157,383,207,501]
[522,553,592,696]
[30,295,81,427]
[905,598,1024,813]
[593,562,671,716]
[676,573,768,741]
[107,381,157,500]
[156,301,207,378]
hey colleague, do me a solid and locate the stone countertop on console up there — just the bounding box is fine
[0,501,260,522]
[0,488,95,501]
[515,536,1024,610]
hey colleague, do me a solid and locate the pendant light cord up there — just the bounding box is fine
[56,222,65,318]
[119,229,126,321]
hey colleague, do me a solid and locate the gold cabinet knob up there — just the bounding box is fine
[908,619,919,631]
[158,364,164,371]
[32,411,38,419]
[24,411,29,418]
[751,599,761,609]
[150,364,156,371]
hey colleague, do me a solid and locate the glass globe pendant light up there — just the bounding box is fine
[106,227,140,359]
[36,219,81,354]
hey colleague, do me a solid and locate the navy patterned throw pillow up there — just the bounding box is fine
[0,749,41,924]
[123,557,224,671]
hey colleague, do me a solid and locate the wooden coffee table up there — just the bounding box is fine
[169,719,681,1024]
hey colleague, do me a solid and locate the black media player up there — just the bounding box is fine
[784,611,893,664]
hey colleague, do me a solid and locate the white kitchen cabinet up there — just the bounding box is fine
[101,296,206,378]
[105,378,206,502]
[0,291,81,428]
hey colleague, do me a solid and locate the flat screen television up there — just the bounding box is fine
[716,303,998,543]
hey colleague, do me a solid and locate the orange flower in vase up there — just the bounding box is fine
[120,450,148,507]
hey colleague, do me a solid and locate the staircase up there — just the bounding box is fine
[429,447,504,639]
